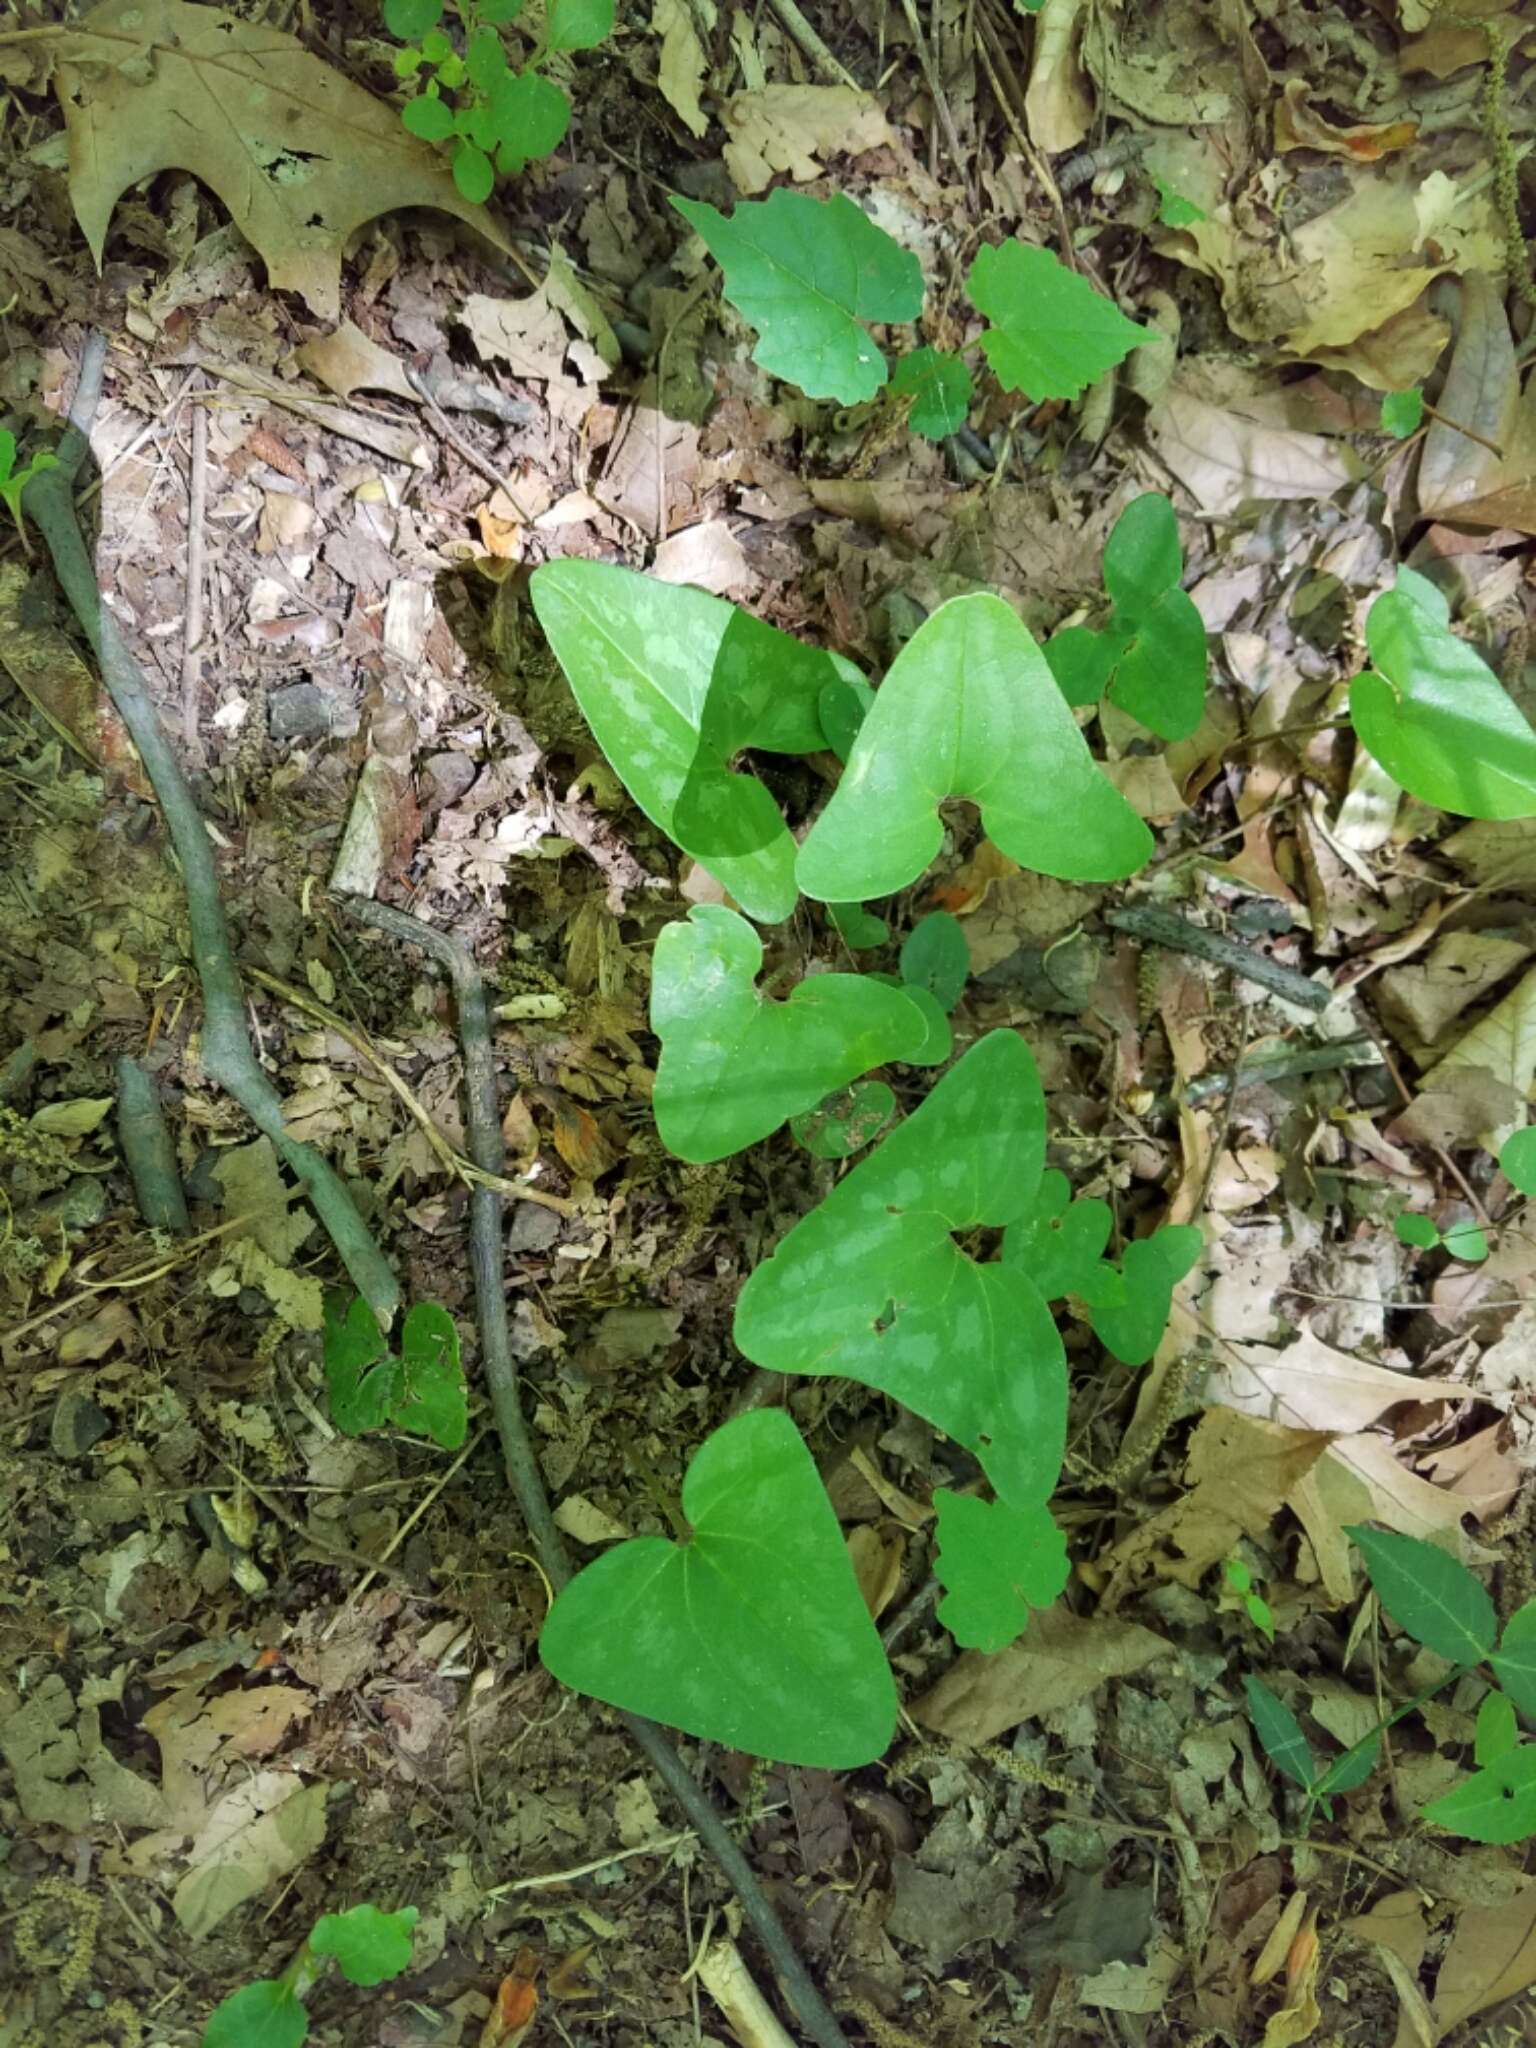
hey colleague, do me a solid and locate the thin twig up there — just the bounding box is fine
[337,894,856,2048]
[1106,906,1331,1013]
[22,336,399,1328]
[404,365,535,522]
[180,385,207,755]
[766,0,858,86]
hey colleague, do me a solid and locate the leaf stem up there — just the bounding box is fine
[1304,1662,1472,1818]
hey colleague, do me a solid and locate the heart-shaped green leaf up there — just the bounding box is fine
[1501,1127,1536,1196]
[651,905,931,1161]
[967,242,1146,402]
[203,1981,307,2048]
[1089,1228,1203,1367]
[539,1409,896,1766]
[1490,1602,1536,1718]
[323,1296,466,1448]
[1103,494,1182,614]
[1347,1525,1497,1664]
[734,1031,1067,1505]
[530,562,859,921]
[672,190,923,404]
[1108,586,1207,741]
[1350,572,1536,820]
[900,910,969,1012]
[934,1490,1069,1651]
[310,1904,418,1987]
[1005,1175,1200,1366]
[796,595,1153,902]
[1421,1749,1536,1842]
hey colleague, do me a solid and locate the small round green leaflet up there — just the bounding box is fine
[1500,1126,1536,1196]
[888,347,974,440]
[310,1903,418,1986]
[203,1980,306,2048]
[900,910,969,1012]
[323,1296,467,1449]
[735,1031,1068,1506]
[796,595,1153,903]
[1394,1211,1440,1250]
[538,1409,897,1766]
[489,70,573,172]
[1441,1219,1489,1264]
[1380,388,1424,439]
[548,0,616,50]
[966,241,1147,403]
[828,900,888,949]
[933,1491,1069,1651]
[529,562,856,922]
[384,0,443,36]
[791,1080,897,1159]
[671,190,924,405]
[402,92,455,141]
[1346,1525,1497,1665]
[1489,1601,1536,1717]
[651,905,930,1162]
[1421,1748,1536,1844]
[1350,574,1536,820]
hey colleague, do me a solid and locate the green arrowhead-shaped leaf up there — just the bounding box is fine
[530,562,858,921]
[1501,1127,1536,1196]
[651,905,931,1161]
[1006,1170,1113,1298]
[1045,622,1131,708]
[1421,1749,1536,1843]
[1350,573,1536,820]
[889,346,974,439]
[310,1904,418,1986]
[324,1292,399,1435]
[1476,1689,1520,1766]
[392,1302,466,1450]
[672,190,923,404]
[1109,586,1208,742]
[796,594,1153,902]
[1490,1602,1536,1718]
[1103,495,1182,614]
[967,242,1146,402]
[1089,1226,1203,1368]
[1346,1525,1497,1664]
[539,1409,896,1766]
[203,1981,307,2048]
[933,1490,1069,1651]
[900,909,969,1012]
[791,1079,897,1159]
[734,1031,1067,1505]
[1244,1674,1316,1791]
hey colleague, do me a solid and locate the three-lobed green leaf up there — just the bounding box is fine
[310,1904,418,1987]
[1005,1170,1201,1367]
[1422,1748,1536,1843]
[1347,1524,1497,1665]
[539,1409,897,1766]
[673,190,923,404]
[735,1031,1067,1506]
[888,346,974,440]
[933,1490,1069,1651]
[202,1980,307,2048]
[650,905,931,1161]
[324,1296,467,1450]
[796,594,1153,903]
[1350,569,1536,821]
[967,241,1146,402]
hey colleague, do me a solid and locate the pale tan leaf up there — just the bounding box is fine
[294,320,416,403]
[1419,273,1522,521]
[653,0,712,138]
[1423,963,1536,1146]
[1289,1434,1498,1609]
[55,0,509,321]
[911,1606,1168,1743]
[720,85,894,195]
[1148,385,1361,516]
[1432,1888,1536,2040]
[1025,0,1093,152]
[1205,1327,1466,1436]
[173,1773,327,1937]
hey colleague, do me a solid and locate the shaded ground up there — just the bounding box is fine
[4,0,1536,2044]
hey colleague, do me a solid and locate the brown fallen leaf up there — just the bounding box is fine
[720,85,894,195]
[912,1604,1168,1743]
[1274,80,1417,159]
[1204,1326,1467,1436]
[1432,1887,1536,2041]
[294,320,416,403]
[1024,0,1093,152]
[55,0,509,321]
[1148,383,1361,516]
[1419,273,1536,532]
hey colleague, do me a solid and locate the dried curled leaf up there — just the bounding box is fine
[55,0,510,319]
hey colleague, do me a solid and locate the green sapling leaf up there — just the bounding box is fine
[466,25,509,88]
[1489,1601,1536,1717]
[1044,623,1130,709]
[900,910,969,1012]
[735,1031,1068,1506]
[1395,1212,1440,1250]
[672,191,924,404]
[1441,1220,1489,1263]
[1308,1729,1380,1798]
[1500,1126,1536,1196]
[1102,494,1182,614]
[1243,1674,1315,1791]
[933,1490,1070,1651]
[383,0,443,35]
[1089,1227,1203,1367]
[1421,1748,1536,1843]
[1346,1525,1497,1665]
[539,1409,897,1766]
[310,1903,418,1986]
[1476,1689,1519,1766]
[530,562,858,922]
[796,594,1153,903]
[1379,388,1423,439]
[966,242,1146,402]
[490,69,572,169]
[547,0,615,49]
[1005,1170,1112,1300]
[1109,586,1208,741]
[203,1980,307,2048]
[401,92,456,141]
[1005,1180,1199,1367]
[324,1292,398,1436]
[392,1302,467,1449]
[1350,572,1536,820]
[888,347,974,440]
[651,905,931,1161]
[453,142,495,203]
[828,901,889,948]
[791,1079,897,1159]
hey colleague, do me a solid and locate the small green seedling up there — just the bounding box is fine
[529,560,865,923]
[796,593,1153,902]
[888,346,975,440]
[1044,493,1209,741]
[1350,568,1536,821]
[1223,1555,1275,1641]
[1393,1211,1489,1262]
[0,429,57,538]
[900,910,970,1013]
[1246,1526,1536,1844]
[736,1031,1067,1507]
[934,1490,1069,1651]
[791,1079,897,1159]
[539,1408,897,1765]
[1151,172,1205,227]
[324,1294,468,1450]
[1379,388,1424,439]
[204,1902,417,2048]
[673,190,924,405]
[828,901,889,949]
[384,0,611,200]
[1500,1126,1536,1197]
[966,241,1147,402]
[650,904,935,1161]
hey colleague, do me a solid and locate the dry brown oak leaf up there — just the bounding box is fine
[54,0,511,321]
